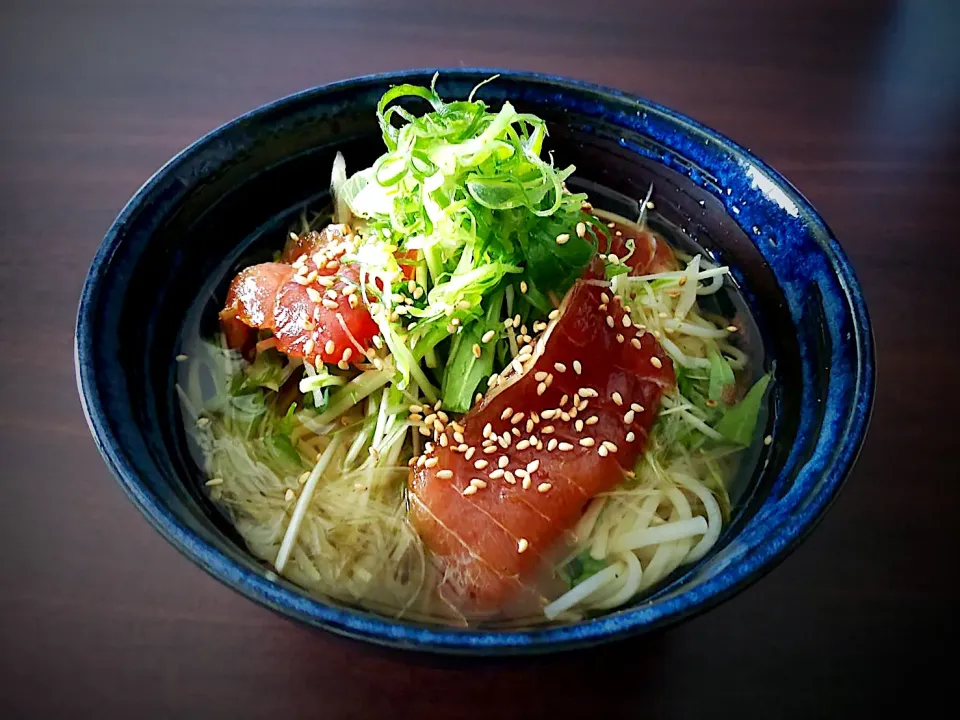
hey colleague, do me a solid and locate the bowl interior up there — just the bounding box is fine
[77,70,872,652]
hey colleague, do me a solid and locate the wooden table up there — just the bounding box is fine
[2,0,956,716]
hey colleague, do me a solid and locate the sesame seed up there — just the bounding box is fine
[764,435,773,446]
[489,468,505,479]
[510,412,525,425]
[579,388,599,398]
[612,392,623,406]
[548,309,560,320]
[520,281,528,294]
[307,288,323,303]
[624,410,635,424]
[484,445,497,454]
[527,459,540,473]
[651,356,663,369]
[631,403,644,412]
[342,348,353,363]
[579,438,596,447]
[372,335,384,349]
[576,221,586,238]
[547,438,558,451]
[498,456,509,469]
[409,404,422,414]
[534,371,548,382]
[631,338,643,350]
[585,415,599,426]
[542,425,555,435]
[541,409,556,420]
[465,447,477,461]
[205,477,223,487]
[463,485,478,496]
[472,343,482,359]
[727,325,739,333]
[504,471,516,484]
[470,478,487,489]
[537,482,552,493]
[608,254,620,265]
[556,233,570,245]
[322,298,339,310]
[303,338,316,355]
[472,459,488,471]
[537,382,547,396]
[439,434,449,447]
[616,334,625,343]
[602,441,618,453]
[501,407,514,421]
[418,426,431,437]
[481,330,496,344]
[573,360,582,375]
[558,442,574,452]
[293,275,310,286]
[517,538,529,553]
[196,417,210,427]
[487,373,499,388]
[453,431,465,444]
[598,445,609,457]
[607,221,616,228]
[606,315,615,328]
[622,315,632,328]
[517,440,531,451]
[575,419,584,432]
[436,469,453,480]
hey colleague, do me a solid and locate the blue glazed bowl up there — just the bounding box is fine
[76,69,874,653]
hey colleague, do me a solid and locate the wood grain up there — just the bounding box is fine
[1,0,958,717]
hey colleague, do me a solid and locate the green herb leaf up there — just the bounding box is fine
[708,350,735,402]
[714,374,771,446]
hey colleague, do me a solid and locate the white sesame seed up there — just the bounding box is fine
[556,233,570,245]
[303,338,315,355]
[547,438,558,451]
[517,538,529,553]
[511,412,525,425]
[585,416,598,426]
[575,419,584,432]
[463,485,478,496]
[576,221,586,238]
[579,438,596,447]
[764,435,774,446]
[573,360,582,375]
[612,392,623,406]
[482,330,496,343]
[598,445,609,457]
[470,478,487,489]
[501,407,514,421]
[622,315,632,328]
[526,460,540,474]
[548,309,560,320]
[558,442,574,451]
[205,477,223,487]
[307,288,323,303]
[542,425,555,435]
[602,441,618,453]
[489,468,505,479]
[484,446,497,454]
[616,334,624,343]
[342,348,353,363]
[439,434,449,447]
[631,338,643,350]
[651,356,663,369]
[579,388,599,398]
[436,469,453,479]
[504,471,516,484]
[472,343,482,359]
[520,281,528,294]
[498,456,509,469]
[196,417,210,427]
[465,447,476,460]
[537,482,552,494]
[453,431,465,444]
[517,440,531,451]
[624,410,636,424]
[537,382,547,396]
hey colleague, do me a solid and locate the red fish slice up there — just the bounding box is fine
[409,279,674,613]
[219,226,380,366]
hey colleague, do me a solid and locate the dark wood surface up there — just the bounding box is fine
[2,0,957,716]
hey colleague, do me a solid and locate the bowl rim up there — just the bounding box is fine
[76,67,875,654]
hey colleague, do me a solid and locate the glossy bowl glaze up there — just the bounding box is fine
[76,69,874,653]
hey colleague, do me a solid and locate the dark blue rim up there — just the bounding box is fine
[76,68,875,653]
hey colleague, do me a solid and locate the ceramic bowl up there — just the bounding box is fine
[76,69,874,653]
